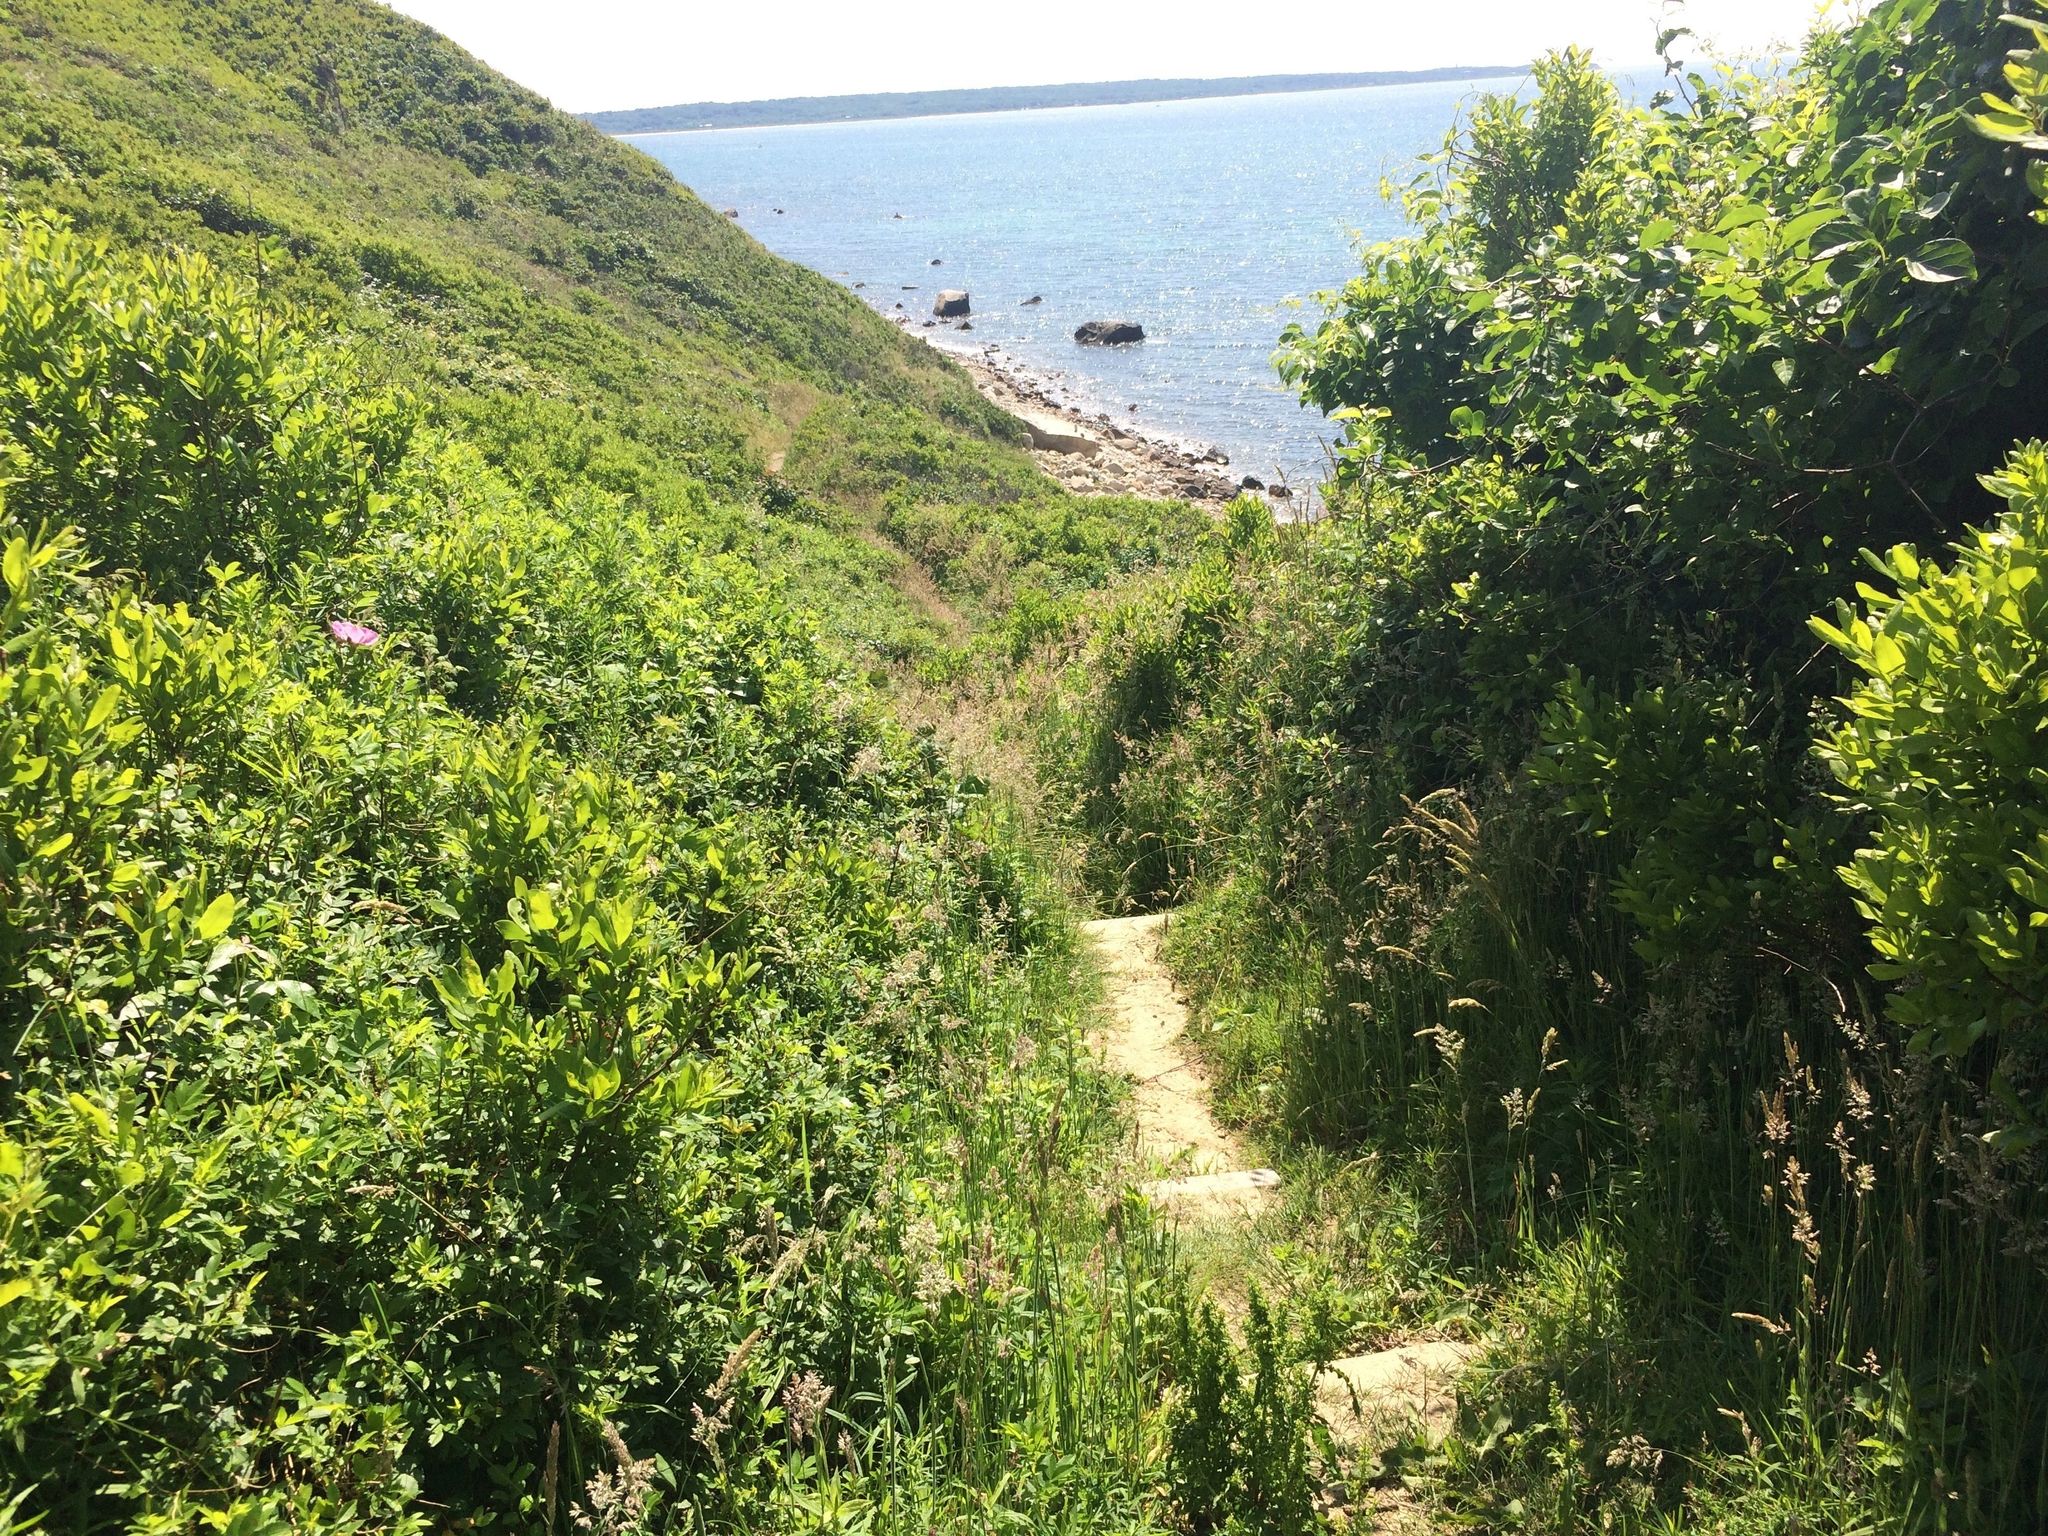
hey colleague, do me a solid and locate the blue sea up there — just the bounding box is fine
[623,77,1532,488]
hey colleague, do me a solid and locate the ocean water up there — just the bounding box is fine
[623,77,1521,489]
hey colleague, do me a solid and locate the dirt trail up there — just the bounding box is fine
[1082,910,1476,1480]
[1082,914,1252,1172]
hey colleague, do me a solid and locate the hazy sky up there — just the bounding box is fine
[382,0,1839,114]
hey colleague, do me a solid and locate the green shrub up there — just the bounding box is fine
[1048,3,2048,1528]
[0,213,415,596]
[0,205,1170,1534]
[1535,669,1793,960]
[1462,47,1625,278]
[1167,1290,1322,1536]
[1814,441,2048,1125]
[1047,553,1241,906]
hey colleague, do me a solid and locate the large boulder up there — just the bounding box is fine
[933,289,971,318]
[1075,319,1144,345]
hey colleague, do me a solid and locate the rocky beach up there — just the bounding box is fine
[883,309,1275,506]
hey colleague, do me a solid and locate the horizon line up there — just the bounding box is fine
[583,65,1533,132]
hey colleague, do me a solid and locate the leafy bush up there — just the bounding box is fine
[0,215,415,594]
[1814,441,2048,1122]
[1047,4,2048,1529]
[1167,1291,1321,1536]
[1462,47,1624,277]
[0,205,1173,1533]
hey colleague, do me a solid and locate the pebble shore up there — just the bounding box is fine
[886,312,1269,506]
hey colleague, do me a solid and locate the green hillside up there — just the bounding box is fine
[2,0,1187,672]
[3,0,983,436]
[0,1,1227,1531]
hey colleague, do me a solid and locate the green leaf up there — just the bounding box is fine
[1904,239,1977,284]
[1778,207,1839,249]
[195,892,237,943]
[1809,615,1852,651]
[528,886,557,933]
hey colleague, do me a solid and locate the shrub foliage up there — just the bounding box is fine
[1044,2,2048,1528]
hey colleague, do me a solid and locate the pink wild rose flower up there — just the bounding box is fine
[327,618,381,648]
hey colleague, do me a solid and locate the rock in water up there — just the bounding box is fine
[930,257,943,265]
[1021,295,1044,305]
[933,290,971,318]
[1075,319,1145,345]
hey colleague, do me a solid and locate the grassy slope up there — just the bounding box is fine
[0,0,1063,665]
[1,0,993,432]
[0,3,1245,1531]
[2,0,1230,708]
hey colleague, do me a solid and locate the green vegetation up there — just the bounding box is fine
[1045,5,2048,1529]
[0,0,1182,683]
[12,0,2048,1528]
[0,1,1257,1530]
[0,205,1190,1533]
[585,69,1528,137]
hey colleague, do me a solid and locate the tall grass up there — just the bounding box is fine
[1147,713,2048,1529]
[690,929,1184,1536]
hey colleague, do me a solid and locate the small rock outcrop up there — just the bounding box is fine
[957,320,973,330]
[933,290,971,318]
[1021,295,1043,306]
[1075,319,1145,345]
[930,257,943,265]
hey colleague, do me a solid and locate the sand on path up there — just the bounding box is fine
[1081,909,1476,1474]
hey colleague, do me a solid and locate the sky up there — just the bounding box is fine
[382,0,1840,115]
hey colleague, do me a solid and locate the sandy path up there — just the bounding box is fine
[1081,909,1475,1480]
[1082,913,1244,1172]
[1081,913,1279,1219]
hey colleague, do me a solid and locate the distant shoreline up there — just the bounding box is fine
[587,66,1526,136]
[877,309,1308,513]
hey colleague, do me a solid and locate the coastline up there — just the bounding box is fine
[888,313,1282,508]
[591,67,1528,137]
